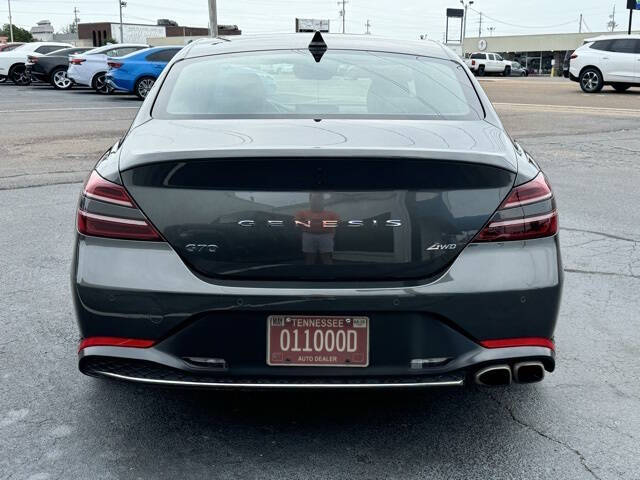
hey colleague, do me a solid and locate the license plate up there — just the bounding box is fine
[267,315,369,367]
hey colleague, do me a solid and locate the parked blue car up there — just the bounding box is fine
[105,46,182,99]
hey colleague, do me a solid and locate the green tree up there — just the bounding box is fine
[0,24,34,42]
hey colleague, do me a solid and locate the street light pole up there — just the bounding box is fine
[208,0,218,37]
[8,0,14,42]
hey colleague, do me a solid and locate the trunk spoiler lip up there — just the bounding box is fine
[119,148,517,174]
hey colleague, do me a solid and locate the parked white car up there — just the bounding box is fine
[465,52,512,76]
[569,34,640,93]
[0,42,72,85]
[67,43,148,93]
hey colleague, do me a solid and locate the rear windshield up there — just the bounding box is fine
[152,50,484,120]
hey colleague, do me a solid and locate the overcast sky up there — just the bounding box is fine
[1,0,634,40]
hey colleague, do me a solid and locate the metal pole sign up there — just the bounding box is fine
[445,8,464,44]
[627,0,639,34]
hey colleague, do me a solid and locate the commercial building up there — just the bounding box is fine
[463,30,640,75]
[29,20,79,44]
[77,21,240,47]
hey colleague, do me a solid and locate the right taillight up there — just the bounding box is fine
[70,57,85,65]
[107,61,123,69]
[570,54,578,59]
[77,171,163,241]
[473,172,558,242]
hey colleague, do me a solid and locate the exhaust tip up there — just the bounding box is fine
[513,361,545,384]
[474,365,512,387]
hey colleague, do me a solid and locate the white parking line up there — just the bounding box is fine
[0,106,140,114]
[494,102,640,115]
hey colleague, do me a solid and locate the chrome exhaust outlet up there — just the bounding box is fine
[474,364,512,386]
[513,361,545,384]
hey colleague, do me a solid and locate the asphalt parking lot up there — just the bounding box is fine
[1,77,639,479]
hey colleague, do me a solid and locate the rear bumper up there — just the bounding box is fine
[73,234,562,386]
[67,66,92,87]
[105,74,131,92]
[26,66,48,82]
[79,345,554,389]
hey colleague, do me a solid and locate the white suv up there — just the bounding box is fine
[569,34,640,93]
[67,43,148,93]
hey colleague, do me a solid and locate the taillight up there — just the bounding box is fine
[570,54,578,59]
[473,172,557,242]
[471,60,476,66]
[108,61,123,69]
[28,55,38,63]
[70,57,85,65]
[77,171,163,241]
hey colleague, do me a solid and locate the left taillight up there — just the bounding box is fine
[473,172,558,242]
[77,171,163,241]
[107,61,123,69]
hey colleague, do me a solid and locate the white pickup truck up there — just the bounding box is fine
[465,52,512,76]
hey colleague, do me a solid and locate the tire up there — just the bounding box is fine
[50,67,73,90]
[613,83,631,92]
[477,65,485,77]
[92,72,112,94]
[9,64,29,85]
[503,66,511,77]
[134,76,155,99]
[579,68,603,93]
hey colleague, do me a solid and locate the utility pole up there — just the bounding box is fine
[337,0,348,34]
[7,0,14,42]
[365,19,371,35]
[208,0,218,37]
[119,1,127,42]
[74,7,80,32]
[488,26,495,36]
[459,0,474,55]
[579,13,582,33]
[608,4,617,32]
[478,12,482,37]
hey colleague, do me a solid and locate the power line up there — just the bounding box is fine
[468,7,577,30]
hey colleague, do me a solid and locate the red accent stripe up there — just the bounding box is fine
[480,337,555,351]
[78,336,155,352]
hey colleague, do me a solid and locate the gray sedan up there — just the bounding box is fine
[72,34,561,390]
